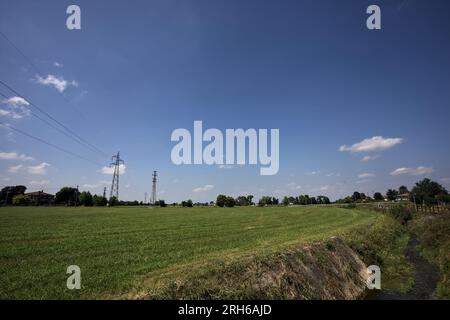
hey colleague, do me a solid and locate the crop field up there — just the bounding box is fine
[0,206,378,299]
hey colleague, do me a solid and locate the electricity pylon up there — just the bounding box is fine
[109,152,124,201]
[151,171,157,205]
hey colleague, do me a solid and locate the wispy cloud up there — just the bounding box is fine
[29,180,50,186]
[0,151,34,161]
[54,62,63,67]
[0,96,31,119]
[358,173,375,179]
[27,162,51,175]
[34,74,78,93]
[339,136,403,153]
[8,164,23,173]
[83,184,99,188]
[390,166,433,176]
[362,155,380,162]
[99,164,126,175]
[193,184,214,193]
[286,182,302,190]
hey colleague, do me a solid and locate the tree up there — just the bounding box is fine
[182,199,193,207]
[411,178,448,205]
[351,192,361,202]
[55,187,79,205]
[0,185,27,205]
[298,194,310,205]
[246,195,254,206]
[288,196,297,205]
[258,196,273,206]
[216,194,227,207]
[317,195,330,204]
[386,189,399,201]
[282,196,290,206]
[108,196,118,206]
[224,196,235,207]
[399,185,409,195]
[93,195,107,206]
[156,199,167,207]
[79,191,93,206]
[236,196,251,206]
[12,194,30,206]
[373,192,384,201]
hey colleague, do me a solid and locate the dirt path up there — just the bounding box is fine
[367,234,440,300]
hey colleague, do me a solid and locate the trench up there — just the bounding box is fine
[366,234,440,300]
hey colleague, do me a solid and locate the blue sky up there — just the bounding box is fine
[1,0,449,202]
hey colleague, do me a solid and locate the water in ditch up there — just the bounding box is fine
[366,234,440,300]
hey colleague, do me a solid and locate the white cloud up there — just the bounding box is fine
[358,173,375,179]
[83,184,99,188]
[29,180,49,186]
[34,74,78,93]
[441,178,450,183]
[8,164,23,173]
[192,184,214,193]
[4,96,30,107]
[319,185,330,191]
[99,164,126,175]
[27,162,51,175]
[1,96,31,119]
[54,62,63,67]
[287,182,302,190]
[306,171,320,175]
[0,151,34,161]
[339,136,403,153]
[362,155,381,162]
[390,166,433,176]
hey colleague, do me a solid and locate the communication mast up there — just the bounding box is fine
[109,152,124,201]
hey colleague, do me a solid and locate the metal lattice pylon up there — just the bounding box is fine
[151,170,157,205]
[109,152,124,201]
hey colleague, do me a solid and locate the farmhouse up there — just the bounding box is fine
[396,193,410,202]
[25,190,55,205]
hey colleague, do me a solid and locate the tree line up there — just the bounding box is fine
[335,178,450,205]
[2,178,448,207]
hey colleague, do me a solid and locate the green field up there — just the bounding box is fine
[0,205,378,299]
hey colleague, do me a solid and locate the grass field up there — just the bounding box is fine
[0,205,378,299]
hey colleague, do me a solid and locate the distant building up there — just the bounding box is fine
[25,190,55,205]
[396,193,410,202]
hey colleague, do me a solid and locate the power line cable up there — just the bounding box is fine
[0,79,108,157]
[0,29,89,122]
[0,122,103,167]
[0,90,107,154]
